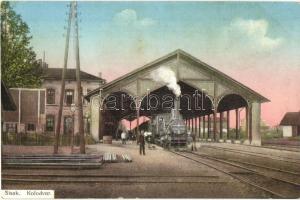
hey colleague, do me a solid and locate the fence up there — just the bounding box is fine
[2,132,95,146]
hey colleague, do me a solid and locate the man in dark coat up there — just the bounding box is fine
[139,130,146,155]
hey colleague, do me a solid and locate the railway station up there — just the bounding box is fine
[1,2,300,199]
[3,49,300,199]
[86,49,268,146]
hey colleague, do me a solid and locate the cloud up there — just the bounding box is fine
[113,9,156,27]
[226,18,283,51]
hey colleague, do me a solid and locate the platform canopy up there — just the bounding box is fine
[86,49,269,145]
[86,49,268,120]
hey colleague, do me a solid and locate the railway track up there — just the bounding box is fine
[201,145,300,164]
[2,174,223,184]
[191,152,300,185]
[170,150,300,198]
[261,144,300,152]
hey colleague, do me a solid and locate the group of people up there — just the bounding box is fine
[121,130,197,155]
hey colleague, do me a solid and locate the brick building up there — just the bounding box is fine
[2,68,105,135]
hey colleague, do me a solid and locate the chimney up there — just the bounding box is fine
[98,72,102,78]
[172,97,180,119]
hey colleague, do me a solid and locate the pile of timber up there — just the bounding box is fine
[2,154,103,169]
[102,152,132,163]
[121,154,132,162]
[103,152,117,163]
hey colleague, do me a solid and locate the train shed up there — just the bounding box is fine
[85,49,269,146]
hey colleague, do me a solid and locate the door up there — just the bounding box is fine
[64,116,74,135]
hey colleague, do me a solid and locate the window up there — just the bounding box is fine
[47,88,55,104]
[65,89,74,105]
[27,123,35,131]
[6,123,17,133]
[46,115,55,132]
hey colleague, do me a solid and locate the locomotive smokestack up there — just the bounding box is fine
[172,97,180,119]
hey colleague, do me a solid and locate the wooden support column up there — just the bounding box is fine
[249,104,253,143]
[192,117,194,133]
[227,111,230,139]
[202,116,206,138]
[198,117,201,138]
[220,112,223,139]
[213,111,217,141]
[235,108,239,140]
[194,118,197,135]
[185,119,188,130]
[136,98,140,143]
[98,109,104,140]
[208,114,211,138]
[245,106,249,141]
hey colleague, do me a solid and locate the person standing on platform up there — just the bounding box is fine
[191,132,197,151]
[121,131,126,144]
[139,130,146,155]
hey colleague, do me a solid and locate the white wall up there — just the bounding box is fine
[282,126,292,137]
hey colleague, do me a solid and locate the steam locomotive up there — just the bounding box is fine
[149,98,190,149]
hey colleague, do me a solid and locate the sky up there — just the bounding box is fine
[12,1,300,127]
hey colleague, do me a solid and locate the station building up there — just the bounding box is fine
[2,68,105,135]
[86,49,269,146]
[280,112,300,137]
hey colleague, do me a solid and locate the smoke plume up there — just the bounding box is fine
[151,67,181,97]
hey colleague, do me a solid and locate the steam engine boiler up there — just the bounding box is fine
[150,98,189,148]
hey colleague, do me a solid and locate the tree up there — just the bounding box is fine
[1,2,41,88]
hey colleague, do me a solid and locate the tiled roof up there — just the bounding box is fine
[280,112,300,126]
[42,68,104,82]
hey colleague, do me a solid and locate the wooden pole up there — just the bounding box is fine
[227,111,230,139]
[248,105,252,143]
[136,110,140,144]
[74,2,85,154]
[213,111,217,141]
[208,114,211,138]
[54,3,73,154]
[245,106,249,140]
[202,116,205,138]
[220,112,223,139]
[198,117,201,138]
[191,117,194,134]
[235,108,239,140]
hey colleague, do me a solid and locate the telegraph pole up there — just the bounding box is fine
[54,2,73,154]
[73,2,85,153]
[54,2,85,154]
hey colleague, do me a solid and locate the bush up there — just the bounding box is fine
[2,132,96,146]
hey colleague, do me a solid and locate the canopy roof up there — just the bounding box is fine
[87,49,269,121]
[86,49,269,102]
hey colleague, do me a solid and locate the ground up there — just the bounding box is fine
[2,141,300,198]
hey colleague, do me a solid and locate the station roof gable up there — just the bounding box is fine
[86,49,269,103]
